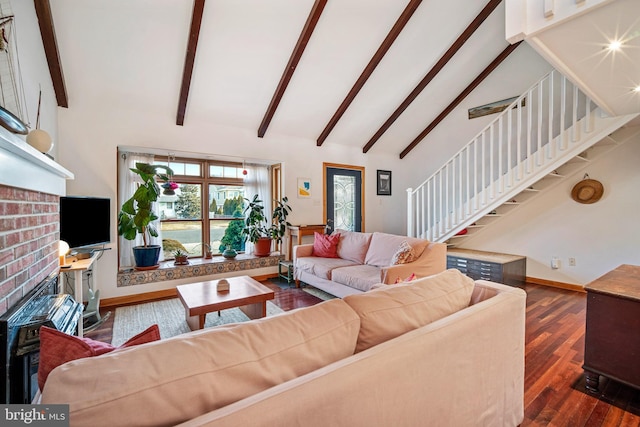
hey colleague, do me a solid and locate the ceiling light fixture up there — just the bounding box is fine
[633,86,640,93]
[607,40,622,51]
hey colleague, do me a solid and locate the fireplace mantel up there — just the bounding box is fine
[0,126,73,196]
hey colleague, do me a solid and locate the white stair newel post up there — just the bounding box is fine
[406,187,413,237]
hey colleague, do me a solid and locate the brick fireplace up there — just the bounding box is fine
[0,185,60,315]
[0,127,74,317]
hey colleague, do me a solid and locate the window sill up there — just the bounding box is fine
[117,253,284,287]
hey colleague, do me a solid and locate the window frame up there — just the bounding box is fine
[155,156,246,258]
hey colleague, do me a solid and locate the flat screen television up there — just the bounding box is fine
[59,196,111,250]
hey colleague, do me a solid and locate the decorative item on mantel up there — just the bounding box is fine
[0,10,30,136]
[26,88,53,154]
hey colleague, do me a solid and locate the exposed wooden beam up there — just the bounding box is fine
[176,0,206,126]
[258,0,327,138]
[316,0,423,147]
[33,0,68,108]
[399,41,522,159]
[362,0,502,153]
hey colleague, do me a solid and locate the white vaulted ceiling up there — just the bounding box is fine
[44,0,640,158]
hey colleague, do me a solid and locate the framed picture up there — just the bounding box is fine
[377,170,391,196]
[297,178,311,198]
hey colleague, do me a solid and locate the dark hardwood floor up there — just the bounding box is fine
[85,279,640,426]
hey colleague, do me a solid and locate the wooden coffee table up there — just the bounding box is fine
[176,276,275,331]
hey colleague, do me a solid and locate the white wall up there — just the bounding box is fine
[55,103,410,299]
[11,1,58,151]
[462,134,640,286]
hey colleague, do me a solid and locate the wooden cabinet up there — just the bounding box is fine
[583,264,640,392]
[447,248,526,287]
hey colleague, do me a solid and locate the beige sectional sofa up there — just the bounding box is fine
[294,229,447,297]
[40,269,526,427]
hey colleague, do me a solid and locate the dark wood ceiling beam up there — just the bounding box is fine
[176,0,205,126]
[362,0,502,153]
[316,0,423,147]
[258,0,327,138]
[399,41,522,159]
[33,0,68,108]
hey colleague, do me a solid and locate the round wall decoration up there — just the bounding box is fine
[571,174,604,204]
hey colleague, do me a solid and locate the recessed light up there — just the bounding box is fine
[607,40,622,51]
[634,86,640,93]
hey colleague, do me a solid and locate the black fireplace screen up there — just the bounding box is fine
[0,273,82,403]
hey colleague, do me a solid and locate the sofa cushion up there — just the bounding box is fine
[312,232,340,258]
[334,229,373,264]
[364,232,429,267]
[41,299,361,427]
[391,240,418,265]
[37,324,160,391]
[296,256,359,280]
[343,269,475,352]
[331,264,382,292]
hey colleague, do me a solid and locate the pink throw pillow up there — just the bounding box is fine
[312,232,340,258]
[38,324,160,390]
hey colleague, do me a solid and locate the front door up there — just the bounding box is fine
[324,163,364,233]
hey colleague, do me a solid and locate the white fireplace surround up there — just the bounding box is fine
[0,126,73,195]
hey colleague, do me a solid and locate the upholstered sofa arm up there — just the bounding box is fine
[293,244,314,261]
[380,242,447,284]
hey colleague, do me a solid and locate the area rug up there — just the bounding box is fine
[112,298,284,346]
[301,286,336,301]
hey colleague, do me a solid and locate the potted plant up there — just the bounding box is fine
[202,243,213,259]
[173,249,189,265]
[193,242,213,259]
[118,162,173,269]
[242,194,292,257]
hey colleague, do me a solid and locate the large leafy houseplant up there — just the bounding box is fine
[118,162,173,268]
[242,194,292,256]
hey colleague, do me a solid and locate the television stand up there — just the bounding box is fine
[59,251,100,337]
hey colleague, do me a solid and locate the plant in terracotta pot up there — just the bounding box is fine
[173,249,189,265]
[194,242,213,259]
[202,243,213,259]
[242,194,292,257]
[118,162,173,269]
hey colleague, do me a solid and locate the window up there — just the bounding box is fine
[118,152,278,268]
[154,157,248,258]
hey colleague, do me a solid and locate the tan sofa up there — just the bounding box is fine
[294,229,447,297]
[41,270,526,427]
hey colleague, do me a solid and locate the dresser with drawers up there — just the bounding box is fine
[446,248,526,287]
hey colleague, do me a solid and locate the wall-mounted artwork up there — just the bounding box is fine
[468,96,526,119]
[377,170,391,196]
[297,178,311,198]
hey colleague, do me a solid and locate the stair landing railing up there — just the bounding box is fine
[407,69,597,241]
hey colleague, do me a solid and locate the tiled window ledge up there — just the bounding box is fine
[117,253,284,287]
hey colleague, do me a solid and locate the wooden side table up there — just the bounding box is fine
[583,264,640,392]
[287,225,326,260]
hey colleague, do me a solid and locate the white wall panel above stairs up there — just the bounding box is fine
[406,69,640,246]
[447,124,640,248]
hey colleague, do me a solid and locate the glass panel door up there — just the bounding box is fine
[325,166,363,233]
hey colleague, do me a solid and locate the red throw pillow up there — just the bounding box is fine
[38,324,160,390]
[312,232,340,258]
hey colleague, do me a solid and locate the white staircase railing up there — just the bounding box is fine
[406,69,628,242]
